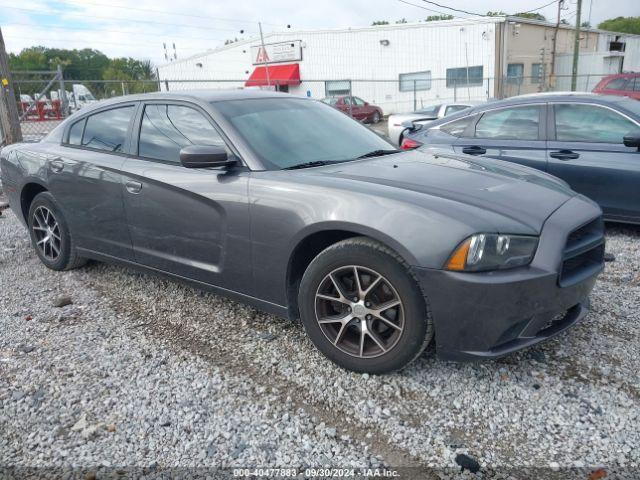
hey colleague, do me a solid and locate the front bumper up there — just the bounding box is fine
[415,195,604,361]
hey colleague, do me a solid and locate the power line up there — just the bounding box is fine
[417,0,559,18]
[0,4,254,33]
[397,0,472,20]
[4,35,209,51]
[2,22,230,43]
[46,0,283,27]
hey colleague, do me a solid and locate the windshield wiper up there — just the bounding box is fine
[356,149,400,159]
[284,160,341,170]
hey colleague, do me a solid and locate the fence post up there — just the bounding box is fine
[164,80,169,91]
[0,27,22,145]
[413,80,416,111]
[57,65,68,117]
[348,80,353,118]
[453,79,457,102]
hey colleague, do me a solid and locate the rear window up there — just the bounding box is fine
[606,77,629,90]
[440,116,474,137]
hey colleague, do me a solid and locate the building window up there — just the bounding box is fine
[325,80,351,97]
[506,63,524,84]
[399,71,432,92]
[531,63,545,84]
[446,66,483,88]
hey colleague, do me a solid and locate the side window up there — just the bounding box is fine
[475,106,540,140]
[444,105,469,116]
[343,97,352,106]
[440,116,474,138]
[554,104,639,144]
[605,78,628,90]
[138,104,225,163]
[633,78,640,92]
[67,118,85,145]
[353,97,365,106]
[82,106,134,153]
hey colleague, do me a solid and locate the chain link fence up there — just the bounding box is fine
[5,71,615,143]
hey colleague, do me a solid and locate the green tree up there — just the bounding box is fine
[514,12,546,21]
[598,16,640,35]
[395,18,408,24]
[371,20,390,25]
[426,14,453,21]
[486,11,507,17]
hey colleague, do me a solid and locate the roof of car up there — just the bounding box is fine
[465,92,632,111]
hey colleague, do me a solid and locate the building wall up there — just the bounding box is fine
[158,20,499,114]
[500,21,600,97]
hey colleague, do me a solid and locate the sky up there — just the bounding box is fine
[1,0,638,68]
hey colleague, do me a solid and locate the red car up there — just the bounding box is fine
[592,73,640,100]
[321,96,383,123]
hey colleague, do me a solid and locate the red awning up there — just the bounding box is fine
[245,63,300,87]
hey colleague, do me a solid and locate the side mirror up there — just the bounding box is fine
[179,145,236,169]
[623,132,640,149]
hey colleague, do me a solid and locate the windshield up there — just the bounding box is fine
[616,97,640,118]
[214,98,394,170]
[415,105,441,115]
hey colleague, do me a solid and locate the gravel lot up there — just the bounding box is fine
[1,204,639,478]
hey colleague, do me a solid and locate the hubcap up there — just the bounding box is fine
[32,206,61,261]
[315,265,405,358]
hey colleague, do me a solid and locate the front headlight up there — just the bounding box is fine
[445,234,538,272]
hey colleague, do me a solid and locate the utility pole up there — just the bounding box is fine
[571,0,583,91]
[549,0,564,90]
[0,27,22,145]
[258,22,271,88]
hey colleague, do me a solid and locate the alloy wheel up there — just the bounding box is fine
[32,206,61,261]
[314,265,405,358]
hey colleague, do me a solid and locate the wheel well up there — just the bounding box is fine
[20,183,48,222]
[286,230,362,319]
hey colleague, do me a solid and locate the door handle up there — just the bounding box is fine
[462,146,487,155]
[549,150,580,160]
[125,180,143,194]
[50,159,64,173]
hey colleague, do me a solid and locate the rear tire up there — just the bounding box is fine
[27,192,86,271]
[298,237,433,373]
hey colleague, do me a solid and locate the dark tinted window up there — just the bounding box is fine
[82,106,134,152]
[606,78,629,90]
[440,116,474,137]
[554,104,639,143]
[213,98,394,170]
[68,118,85,145]
[475,106,539,140]
[138,104,225,163]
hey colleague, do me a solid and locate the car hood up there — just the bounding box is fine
[307,149,576,233]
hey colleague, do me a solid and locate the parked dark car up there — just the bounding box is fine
[593,73,640,100]
[1,90,604,373]
[321,95,383,123]
[403,93,640,224]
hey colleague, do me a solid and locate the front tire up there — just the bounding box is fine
[28,192,86,271]
[299,237,433,373]
[371,111,381,124]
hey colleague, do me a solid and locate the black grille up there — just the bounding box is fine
[559,216,605,288]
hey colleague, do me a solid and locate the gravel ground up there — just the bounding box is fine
[1,206,639,479]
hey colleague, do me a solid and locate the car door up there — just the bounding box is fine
[547,102,640,222]
[47,104,136,260]
[453,104,548,172]
[353,97,370,120]
[119,101,252,293]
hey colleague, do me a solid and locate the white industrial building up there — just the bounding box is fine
[158,16,640,114]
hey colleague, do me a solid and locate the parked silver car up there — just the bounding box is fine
[387,102,479,146]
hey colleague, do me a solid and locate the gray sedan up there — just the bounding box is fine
[404,93,640,224]
[0,90,604,373]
